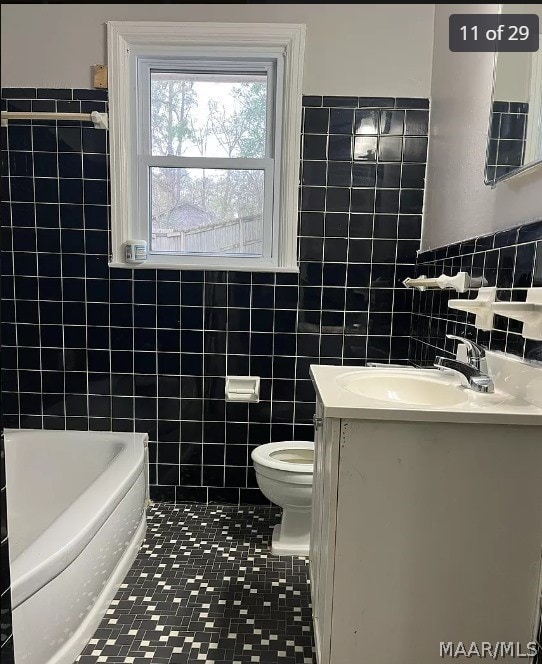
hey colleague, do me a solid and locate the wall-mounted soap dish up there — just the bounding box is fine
[447,287,542,339]
[448,287,496,330]
[490,288,542,341]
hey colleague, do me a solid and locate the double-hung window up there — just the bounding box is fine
[107,22,305,271]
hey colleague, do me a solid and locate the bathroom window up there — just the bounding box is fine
[107,22,305,271]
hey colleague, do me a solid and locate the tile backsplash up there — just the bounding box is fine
[1,89,428,504]
[410,220,542,366]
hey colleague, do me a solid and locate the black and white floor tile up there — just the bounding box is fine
[76,503,315,664]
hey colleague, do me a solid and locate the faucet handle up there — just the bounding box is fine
[445,334,485,370]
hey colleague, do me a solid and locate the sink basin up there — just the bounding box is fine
[311,355,541,424]
[337,371,469,407]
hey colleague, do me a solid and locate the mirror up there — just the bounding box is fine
[485,4,542,185]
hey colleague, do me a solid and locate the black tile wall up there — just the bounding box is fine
[0,88,428,505]
[409,220,542,366]
[486,100,529,183]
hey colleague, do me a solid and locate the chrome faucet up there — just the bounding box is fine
[434,335,494,393]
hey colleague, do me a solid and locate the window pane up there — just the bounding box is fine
[150,71,267,158]
[151,167,265,256]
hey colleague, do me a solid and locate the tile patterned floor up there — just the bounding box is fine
[76,503,315,664]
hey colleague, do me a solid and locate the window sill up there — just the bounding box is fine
[108,261,300,274]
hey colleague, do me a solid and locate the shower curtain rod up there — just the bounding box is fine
[1,110,108,130]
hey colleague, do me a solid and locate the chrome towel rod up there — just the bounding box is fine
[1,110,108,130]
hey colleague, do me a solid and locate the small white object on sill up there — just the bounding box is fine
[447,287,497,331]
[225,376,260,402]
[490,288,542,341]
[124,240,148,264]
[403,272,485,293]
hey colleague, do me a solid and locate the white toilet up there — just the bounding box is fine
[251,441,314,556]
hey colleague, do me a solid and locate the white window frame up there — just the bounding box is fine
[107,21,306,272]
[137,58,277,267]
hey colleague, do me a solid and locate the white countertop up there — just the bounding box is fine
[310,357,542,425]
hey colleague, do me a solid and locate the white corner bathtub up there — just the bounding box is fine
[4,429,148,664]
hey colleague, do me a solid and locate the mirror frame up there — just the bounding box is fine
[484,7,542,187]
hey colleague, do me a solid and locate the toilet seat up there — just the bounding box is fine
[251,441,313,475]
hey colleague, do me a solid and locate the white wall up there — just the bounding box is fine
[493,51,531,102]
[0,4,435,97]
[422,4,542,250]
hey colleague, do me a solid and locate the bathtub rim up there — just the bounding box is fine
[4,428,148,608]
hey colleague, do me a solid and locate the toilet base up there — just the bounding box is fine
[270,524,310,557]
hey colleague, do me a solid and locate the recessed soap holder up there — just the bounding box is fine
[448,287,542,340]
[225,376,260,402]
[448,287,496,331]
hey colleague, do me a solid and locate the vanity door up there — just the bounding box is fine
[309,402,323,619]
[309,404,341,664]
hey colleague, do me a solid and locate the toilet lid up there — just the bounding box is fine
[251,441,314,473]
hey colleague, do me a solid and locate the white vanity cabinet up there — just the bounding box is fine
[310,394,542,664]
